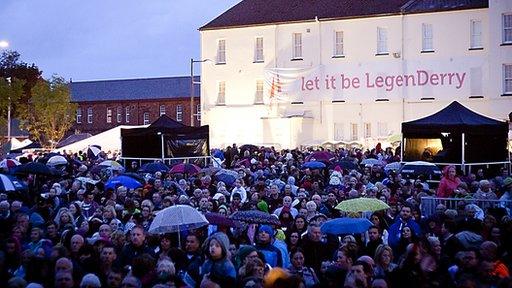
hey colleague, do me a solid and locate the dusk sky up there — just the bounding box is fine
[0,0,240,81]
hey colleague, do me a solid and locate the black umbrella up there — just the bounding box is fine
[399,161,442,180]
[14,162,55,176]
[140,162,170,173]
[120,172,146,185]
[330,160,358,170]
[229,210,281,225]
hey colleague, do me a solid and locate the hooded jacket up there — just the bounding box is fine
[200,232,236,287]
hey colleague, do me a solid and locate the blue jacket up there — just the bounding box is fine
[388,217,421,249]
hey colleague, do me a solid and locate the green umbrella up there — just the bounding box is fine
[335,198,390,213]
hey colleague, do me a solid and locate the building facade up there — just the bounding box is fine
[70,76,200,135]
[200,0,512,149]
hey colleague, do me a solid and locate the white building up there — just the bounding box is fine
[199,0,512,149]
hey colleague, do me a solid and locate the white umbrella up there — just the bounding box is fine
[361,158,383,166]
[384,162,402,173]
[149,205,209,246]
[47,155,68,166]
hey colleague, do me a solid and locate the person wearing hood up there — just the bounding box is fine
[200,232,236,287]
[255,225,283,268]
[437,165,461,198]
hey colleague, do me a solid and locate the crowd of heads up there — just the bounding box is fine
[0,143,511,288]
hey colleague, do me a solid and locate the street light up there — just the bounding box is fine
[0,40,8,49]
[1,41,11,143]
[190,58,211,127]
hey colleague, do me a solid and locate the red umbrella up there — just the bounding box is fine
[169,163,201,175]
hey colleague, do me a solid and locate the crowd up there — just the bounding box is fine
[0,143,511,288]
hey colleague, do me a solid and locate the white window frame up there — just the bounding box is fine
[116,106,122,123]
[377,27,388,54]
[87,107,93,124]
[470,19,482,49]
[364,122,372,138]
[334,30,344,56]
[254,37,264,62]
[504,64,512,95]
[76,107,82,124]
[125,106,130,123]
[159,105,166,116]
[217,39,226,64]
[217,81,226,105]
[254,80,264,104]
[350,123,358,141]
[422,23,434,52]
[292,33,303,59]
[143,112,150,125]
[176,105,183,122]
[196,104,201,121]
[503,13,512,44]
[106,108,112,123]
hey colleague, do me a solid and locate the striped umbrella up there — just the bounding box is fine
[0,159,21,169]
[0,174,27,192]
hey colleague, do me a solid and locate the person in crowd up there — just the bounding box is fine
[437,165,461,198]
[199,232,236,287]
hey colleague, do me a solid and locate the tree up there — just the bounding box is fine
[18,76,77,149]
[0,77,24,130]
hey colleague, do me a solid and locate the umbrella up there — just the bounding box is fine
[399,161,442,180]
[215,169,239,185]
[105,175,143,189]
[302,161,326,170]
[331,160,358,170]
[234,158,251,167]
[305,151,334,162]
[46,155,68,166]
[384,162,402,174]
[361,158,383,166]
[149,205,209,246]
[200,166,221,175]
[240,144,259,152]
[87,146,102,159]
[99,160,124,171]
[120,172,146,185]
[169,163,200,175]
[229,210,281,225]
[0,174,27,192]
[205,212,241,227]
[335,198,390,213]
[0,159,21,169]
[14,162,55,176]
[140,162,170,174]
[321,217,373,235]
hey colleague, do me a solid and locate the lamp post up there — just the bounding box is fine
[0,41,9,142]
[190,58,210,127]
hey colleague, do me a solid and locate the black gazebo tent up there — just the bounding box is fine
[401,101,508,168]
[121,115,209,160]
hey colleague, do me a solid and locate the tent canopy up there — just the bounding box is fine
[121,115,209,159]
[402,101,508,163]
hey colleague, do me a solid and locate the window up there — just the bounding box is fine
[334,123,344,141]
[87,107,93,124]
[176,105,183,122]
[292,33,302,59]
[254,80,264,104]
[377,122,388,137]
[364,122,372,138]
[143,112,150,125]
[159,105,166,116]
[503,14,512,44]
[350,123,358,141]
[106,108,112,123]
[76,108,82,124]
[217,39,226,64]
[217,81,226,105]
[254,37,264,62]
[334,31,344,56]
[470,20,482,48]
[117,107,122,123]
[504,64,512,95]
[377,27,388,54]
[196,104,201,121]
[125,106,130,123]
[422,23,434,52]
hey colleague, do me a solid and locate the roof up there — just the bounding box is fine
[70,76,200,102]
[149,114,187,129]
[200,0,488,30]
[56,133,93,148]
[402,101,508,135]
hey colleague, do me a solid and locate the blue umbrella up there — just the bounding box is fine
[0,174,27,192]
[140,162,170,173]
[302,161,326,170]
[105,175,143,190]
[320,217,373,235]
[215,169,238,185]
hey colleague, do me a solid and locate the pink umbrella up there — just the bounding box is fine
[169,163,201,175]
[305,151,334,163]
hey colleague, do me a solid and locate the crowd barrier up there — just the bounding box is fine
[420,197,512,217]
[120,156,221,168]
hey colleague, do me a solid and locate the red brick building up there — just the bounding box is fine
[69,76,200,135]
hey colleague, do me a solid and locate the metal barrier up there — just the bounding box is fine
[120,156,221,168]
[420,197,512,217]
